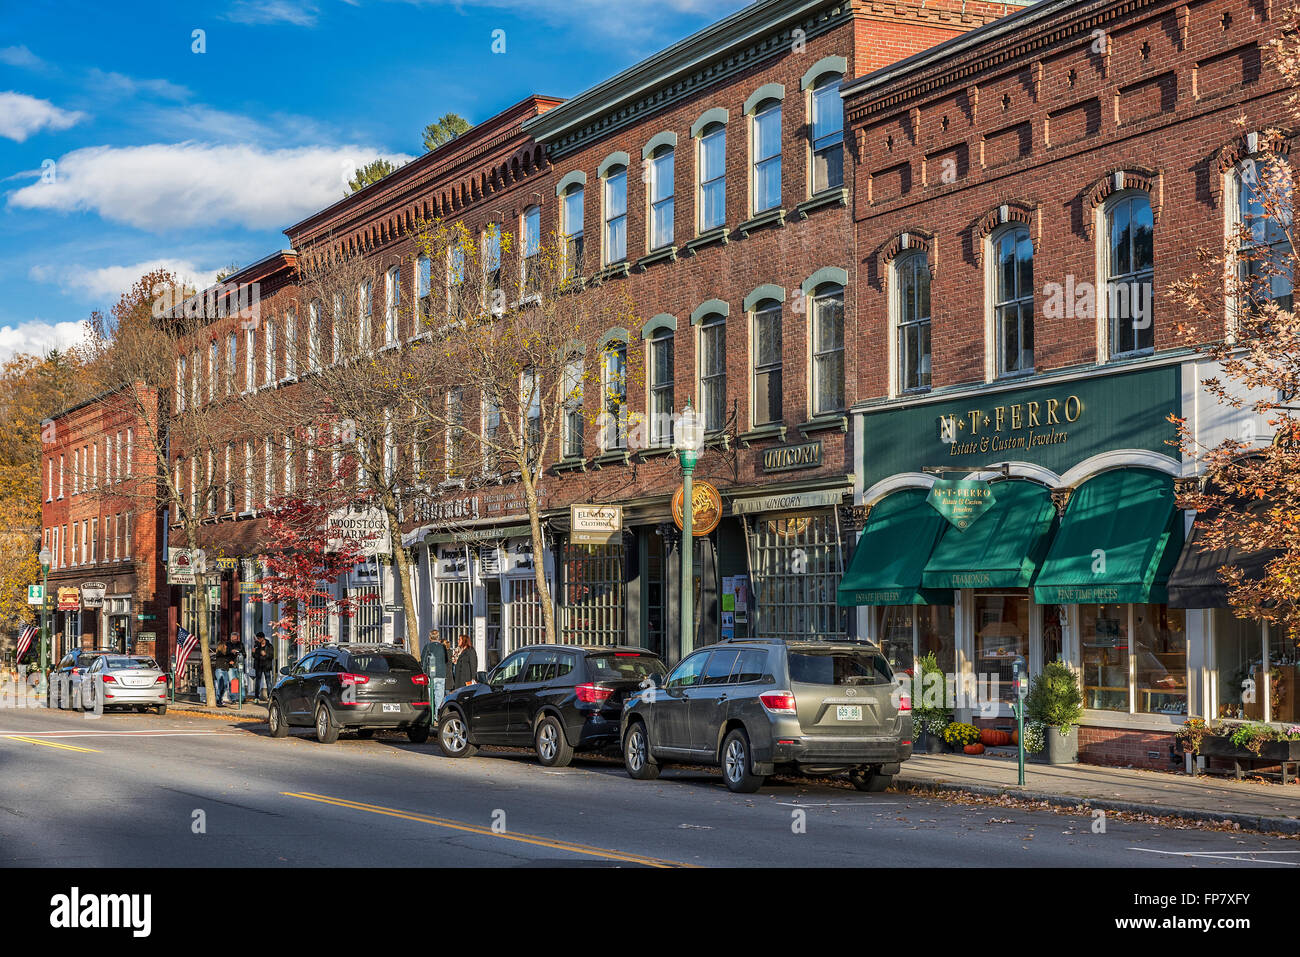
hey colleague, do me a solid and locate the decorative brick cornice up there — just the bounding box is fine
[1081,166,1163,238]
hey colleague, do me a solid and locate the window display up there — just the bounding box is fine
[1081,603,1186,715]
[974,593,1028,704]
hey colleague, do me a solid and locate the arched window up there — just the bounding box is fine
[649,146,674,250]
[751,99,782,214]
[991,226,1034,377]
[698,313,726,432]
[810,73,844,194]
[698,123,726,231]
[811,283,844,414]
[1104,191,1154,356]
[603,164,627,265]
[1235,157,1294,312]
[648,327,675,447]
[752,299,783,425]
[894,252,931,392]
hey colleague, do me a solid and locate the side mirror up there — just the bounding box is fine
[476,671,489,684]
[279,666,291,676]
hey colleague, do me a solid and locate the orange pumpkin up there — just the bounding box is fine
[981,729,1012,747]
[964,743,986,755]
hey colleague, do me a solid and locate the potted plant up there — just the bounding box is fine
[1022,719,1047,763]
[910,652,952,753]
[1025,661,1084,765]
[942,721,981,752]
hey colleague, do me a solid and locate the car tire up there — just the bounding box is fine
[534,714,574,768]
[314,701,339,744]
[407,722,430,744]
[355,729,375,739]
[849,767,893,792]
[623,721,659,781]
[267,699,289,738]
[721,728,765,794]
[438,711,476,758]
[155,705,167,716]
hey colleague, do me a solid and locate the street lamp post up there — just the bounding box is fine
[38,547,50,699]
[675,402,705,659]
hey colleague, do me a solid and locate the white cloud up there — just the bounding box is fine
[0,46,43,69]
[225,0,321,26]
[84,69,190,102]
[8,141,412,231]
[0,91,86,142]
[0,319,91,364]
[30,259,221,302]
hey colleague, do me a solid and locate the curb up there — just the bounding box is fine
[165,708,266,723]
[895,777,1300,836]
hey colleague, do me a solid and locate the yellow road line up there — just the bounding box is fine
[282,791,696,868]
[5,735,100,753]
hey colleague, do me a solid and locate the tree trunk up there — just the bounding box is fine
[194,578,216,705]
[380,496,420,657]
[520,469,558,645]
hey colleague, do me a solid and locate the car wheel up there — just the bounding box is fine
[534,715,574,768]
[355,729,375,739]
[155,705,167,716]
[623,721,659,781]
[721,728,765,793]
[267,699,289,738]
[438,711,476,758]
[849,767,892,792]
[314,701,339,744]
[407,722,430,744]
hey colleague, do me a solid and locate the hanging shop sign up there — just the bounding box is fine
[571,505,622,545]
[79,582,107,610]
[57,587,80,611]
[167,548,205,585]
[762,441,822,473]
[239,581,262,596]
[672,480,723,536]
[326,505,391,557]
[926,480,996,531]
[859,365,1181,488]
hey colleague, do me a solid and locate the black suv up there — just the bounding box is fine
[436,644,666,767]
[267,644,432,744]
[620,638,912,793]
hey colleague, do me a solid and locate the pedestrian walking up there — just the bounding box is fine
[224,634,244,705]
[252,631,275,701]
[451,633,477,688]
[422,628,451,708]
[211,636,230,707]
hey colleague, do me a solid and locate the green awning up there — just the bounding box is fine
[921,480,1058,590]
[1032,469,1184,605]
[837,488,949,606]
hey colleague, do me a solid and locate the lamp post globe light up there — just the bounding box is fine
[675,402,706,658]
[38,546,51,698]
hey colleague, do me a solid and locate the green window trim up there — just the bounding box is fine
[642,131,678,160]
[800,55,848,91]
[744,283,786,312]
[801,266,848,297]
[598,151,630,179]
[745,82,786,116]
[640,313,677,339]
[597,326,630,350]
[690,299,730,324]
[555,170,587,197]
[691,107,730,138]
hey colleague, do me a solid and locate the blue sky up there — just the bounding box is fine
[0,0,746,362]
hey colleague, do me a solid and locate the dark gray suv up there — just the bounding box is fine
[620,638,912,793]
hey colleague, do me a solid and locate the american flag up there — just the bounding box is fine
[175,626,199,675]
[15,624,37,660]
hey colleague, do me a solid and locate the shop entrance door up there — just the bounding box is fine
[485,580,502,669]
[973,592,1030,706]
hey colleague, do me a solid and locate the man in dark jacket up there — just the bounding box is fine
[211,637,231,707]
[252,632,275,701]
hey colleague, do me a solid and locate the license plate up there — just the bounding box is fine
[835,705,862,721]
[383,703,401,713]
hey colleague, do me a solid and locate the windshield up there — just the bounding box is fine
[346,652,420,674]
[787,647,893,686]
[105,656,159,670]
[585,653,666,682]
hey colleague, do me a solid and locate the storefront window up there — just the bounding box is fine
[1081,603,1131,711]
[562,540,625,646]
[1214,610,1299,723]
[874,605,955,678]
[1081,603,1187,715]
[748,510,844,640]
[974,593,1029,704]
[1271,624,1299,723]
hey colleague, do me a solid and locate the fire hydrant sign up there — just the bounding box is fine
[326,506,391,557]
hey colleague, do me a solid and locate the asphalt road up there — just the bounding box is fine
[1,705,1296,868]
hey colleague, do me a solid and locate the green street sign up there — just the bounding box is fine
[26,584,44,605]
[927,480,996,531]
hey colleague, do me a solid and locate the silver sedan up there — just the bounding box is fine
[81,655,169,715]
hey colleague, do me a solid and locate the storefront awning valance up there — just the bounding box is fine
[1166,516,1279,609]
[1032,469,1183,605]
[921,480,1058,590]
[837,488,949,606]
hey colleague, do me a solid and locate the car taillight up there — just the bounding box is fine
[72,668,81,676]
[759,691,796,714]
[613,652,639,657]
[339,673,370,685]
[155,675,168,684]
[575,683,613,705]
[411,674,429,686]
[898,693,912,712]
[102,675,117,684]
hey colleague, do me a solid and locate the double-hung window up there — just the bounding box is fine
[752,101,782,214]
[1237,157,1294,312]
[358,280,372,350]
[563,184,585,279]
[752,301,782,426]
[264,318,277,384]
[562,359,584,459]
[699,315,726,432]
[698,124,726,232]
[896,252,932,392]
[649,148,674,250]
[648,329,674,447]
[416,255,432,331]
[523,206,541,293]
[484,227,502,294]
[446,388,465,479]
[812,285,844,415]
[602,342,627,452]
[385,267,400,345]
[603,167,627,265]
[226,333,237,393]
[992,227,1034,377]
[285,309,297,377]
[1105,192,1155,356]
[308,300,322,369]
[810,74,844,194]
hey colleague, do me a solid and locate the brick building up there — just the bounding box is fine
[40,386,167,664]
[840,0,1294,766]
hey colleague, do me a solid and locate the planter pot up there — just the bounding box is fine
[925,732,946,754]
[1046,726,1079,765]
[1199,736,1300,762]
[1026,748,1050,764]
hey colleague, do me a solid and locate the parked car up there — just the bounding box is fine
[620,638,912,793]
[47,648,114,709]
[78,654,168,714]
[436,644,667,767]
[267,644,432,744]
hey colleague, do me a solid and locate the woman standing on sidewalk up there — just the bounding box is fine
[451,634,477,688]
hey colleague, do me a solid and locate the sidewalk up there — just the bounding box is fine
[897,752,1300,835]
[167,695,268,722]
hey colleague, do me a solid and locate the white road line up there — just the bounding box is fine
[1129,848,1300,865]
[775,801,902,807]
